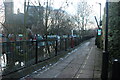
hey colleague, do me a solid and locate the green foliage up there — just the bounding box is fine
[108,2,120,59]
[101,2,120,61]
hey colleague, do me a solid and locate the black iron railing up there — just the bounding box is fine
[0,36,93,76]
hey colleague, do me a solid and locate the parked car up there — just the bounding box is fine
[16,34,24,41]
[35,34,45,47]
[62,35,68,38]
[8,34,15,41]
[0,34,3,47]
[0,34,3,43]
[45,35,59,45]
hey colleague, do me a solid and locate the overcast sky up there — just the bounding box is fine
[0,0,106,28]
[13,0,106,15]
[0,0,106,18]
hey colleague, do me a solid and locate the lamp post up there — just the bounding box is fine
[101,0,109,80]
[99,3,102,27]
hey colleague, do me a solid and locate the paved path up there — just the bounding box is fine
[22,38,102,79]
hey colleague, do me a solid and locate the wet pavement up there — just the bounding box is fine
[21,38,102,79]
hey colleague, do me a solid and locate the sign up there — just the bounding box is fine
[98,29,102,36]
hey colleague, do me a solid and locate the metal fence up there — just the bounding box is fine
[0,36,93,76]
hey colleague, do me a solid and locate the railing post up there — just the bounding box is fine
[71,37,74,48]
[35,40,38,64]
[65,38,67,51]
[60,38,62,50]
[55,39,58,56]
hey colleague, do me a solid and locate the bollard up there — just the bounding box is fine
[101,51,109,80]
[111,59,120,80]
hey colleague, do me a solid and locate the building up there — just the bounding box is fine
[3,0,44,34]
[4,0,14,24]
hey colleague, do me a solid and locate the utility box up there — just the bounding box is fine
[111,59,120,80]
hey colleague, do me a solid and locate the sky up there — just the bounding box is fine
[13,0,106,25]
[0,0,106,18]
[0,0,106,29]
[13,0,79,14]
[12,0,106,14]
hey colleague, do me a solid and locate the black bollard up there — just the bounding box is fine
[111,59,120,80]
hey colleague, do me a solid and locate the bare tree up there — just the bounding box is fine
[46,0,74,35]
[49,9,75,35]
[73,0,92,36]
[0,1,8,34]
[23,0,73,36]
